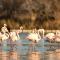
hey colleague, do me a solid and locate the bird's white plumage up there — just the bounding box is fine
[55,31,60,42]
[27,33,41,42]
[0,33,9,41]
[9,32,20,41]
[45,33,55,40]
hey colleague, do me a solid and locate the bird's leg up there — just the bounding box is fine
[32,41,36,52]
[33,42,35,52]
[34,42,37,52]
[50,39,52,49]
[28,42,33,53]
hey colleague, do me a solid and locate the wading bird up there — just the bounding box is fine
[26,29,41,51]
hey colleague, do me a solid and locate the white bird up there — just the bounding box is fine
[38,29,45,38]
[26,33,41,43]
[45,33,55,42]
[26,32,41,51]
[0,32,9,41]
[1,24,9,34]
[0,24,9,41]
[9,31,20,42]
[55,31,60,42]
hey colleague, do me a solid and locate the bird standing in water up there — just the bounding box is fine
[26,28,41,52]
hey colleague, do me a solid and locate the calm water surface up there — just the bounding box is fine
[0,32,60,60]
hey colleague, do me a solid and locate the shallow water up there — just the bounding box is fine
[0,32,60,60]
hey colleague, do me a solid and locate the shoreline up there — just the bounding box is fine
[11,29,60,33]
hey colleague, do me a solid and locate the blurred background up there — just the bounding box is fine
[0,0,60,29]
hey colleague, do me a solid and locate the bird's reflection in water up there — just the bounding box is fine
[0,51,9,60]
[55,49,60,60]
[28,51,41,60]
[0,51,20,60]
[45,51,55,60]
[1,49,60,60]
[9,51,20,60]
[44,49,60,60]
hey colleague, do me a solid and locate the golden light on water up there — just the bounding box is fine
[28,52,41,60]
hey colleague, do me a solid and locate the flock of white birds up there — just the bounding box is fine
[0,24,60,44]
